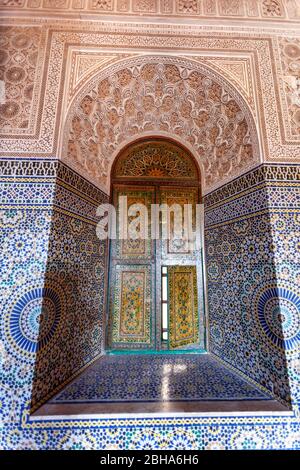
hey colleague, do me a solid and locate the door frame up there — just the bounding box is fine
[105,137,206,353]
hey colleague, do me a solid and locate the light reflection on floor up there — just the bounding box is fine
[50,354,270,404]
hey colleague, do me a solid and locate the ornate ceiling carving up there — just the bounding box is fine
[65,56,259,193]
[1,0,299,22]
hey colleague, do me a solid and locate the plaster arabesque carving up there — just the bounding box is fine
[66,57,259,193]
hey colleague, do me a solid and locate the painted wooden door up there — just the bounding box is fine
[108,185,204,351]
[108,186,155,350]
[158,187,203,350]
[168,266,199,349]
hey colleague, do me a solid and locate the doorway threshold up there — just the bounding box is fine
[33,399,288,418]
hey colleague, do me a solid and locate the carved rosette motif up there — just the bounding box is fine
[0,26,42,134]
[279,38,300,137]
[66,57,259,192]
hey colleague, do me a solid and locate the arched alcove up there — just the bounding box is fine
[31,56,291,418]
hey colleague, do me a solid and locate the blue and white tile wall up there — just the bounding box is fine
[205,165,300,409]
[0,160,299,449]
[0,159,108,414]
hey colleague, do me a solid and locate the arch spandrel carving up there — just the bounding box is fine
[64,56,260,194]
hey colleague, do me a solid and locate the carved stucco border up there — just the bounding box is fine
[1,0,300,23]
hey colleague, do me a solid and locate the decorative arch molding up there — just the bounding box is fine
[112,138,200,182]
[62,55,261,195]
[109,131,205,189]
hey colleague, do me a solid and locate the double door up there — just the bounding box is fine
[107,184,205,351]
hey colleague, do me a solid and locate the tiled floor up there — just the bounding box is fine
[51,354,269,403]
[33,354,288,416]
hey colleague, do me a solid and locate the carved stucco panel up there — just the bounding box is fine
[64,56,260,193]
[0,25,45,137]
[0,22,299,177]
[274,36,300,141]
[1,0,299,21]
[190,56,256,117]
[66,50,137,107]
